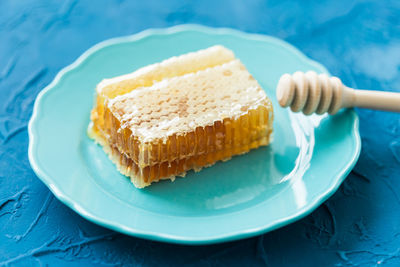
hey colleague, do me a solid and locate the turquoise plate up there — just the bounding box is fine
[28,25,361,245]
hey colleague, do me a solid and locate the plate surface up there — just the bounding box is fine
[28,25,361,244]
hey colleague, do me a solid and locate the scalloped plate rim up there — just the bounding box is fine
[28,24,361,245]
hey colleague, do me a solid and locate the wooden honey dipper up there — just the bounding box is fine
[276,71,400,115]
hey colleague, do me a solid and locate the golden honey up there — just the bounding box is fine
[88,46,273,188]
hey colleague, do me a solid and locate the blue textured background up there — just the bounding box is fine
[1,0,400,266]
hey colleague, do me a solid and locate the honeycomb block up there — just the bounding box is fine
[88,47,273,188]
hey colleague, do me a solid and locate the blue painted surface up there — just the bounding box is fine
[0,0,399,266]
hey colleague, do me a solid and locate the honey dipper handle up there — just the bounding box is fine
[343,87,400,112]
